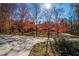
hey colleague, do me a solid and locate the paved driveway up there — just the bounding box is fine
[0,35,49,56]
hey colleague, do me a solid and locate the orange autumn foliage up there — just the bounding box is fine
[8,19,69,33]
[22,20,35,31]
[37,19,69,33]
[53,19,69,33]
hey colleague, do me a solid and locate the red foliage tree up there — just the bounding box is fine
[54,19,69,33]
[23,20,35,32]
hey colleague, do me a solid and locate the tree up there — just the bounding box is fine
[10,19,19,33]
[32,4,40,36]
[17,4,29,35]
[54,18,69,33]
[9,4,17,34]
[53,5,65,37]
[73,4,79,35]
[22,20,35,32]
[0,4,12,33]
[0,3,17,34]
[68,4,76,34]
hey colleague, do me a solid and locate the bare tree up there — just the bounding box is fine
[74,4,79,35]
[17,4,29,35]
[32,4,40,37]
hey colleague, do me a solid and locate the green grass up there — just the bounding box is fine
[29,42,47,56]
[29,37,79,56]
[29,41,57,56]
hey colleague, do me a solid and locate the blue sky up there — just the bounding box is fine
[13,3,76,23]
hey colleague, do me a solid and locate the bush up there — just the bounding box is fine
[54,37,79,56]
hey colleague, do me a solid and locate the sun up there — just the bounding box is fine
[45,3,51,9]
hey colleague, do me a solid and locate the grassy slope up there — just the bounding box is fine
[29,37,79,56]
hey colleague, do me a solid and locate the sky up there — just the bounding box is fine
[13,3,76,23]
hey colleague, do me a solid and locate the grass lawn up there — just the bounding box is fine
[29,37,79,56]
